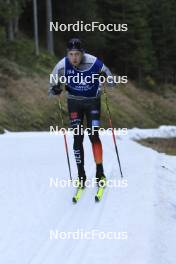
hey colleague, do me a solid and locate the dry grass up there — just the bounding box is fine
[104,82,176,128]
[0,65,176,132]
[137,138,176,156]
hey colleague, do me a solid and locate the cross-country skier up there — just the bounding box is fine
[49,38,115,189]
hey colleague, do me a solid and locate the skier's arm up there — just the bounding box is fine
[48,59,65,96]
[100,64,116,88]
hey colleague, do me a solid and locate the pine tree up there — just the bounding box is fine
[52,0,106,56]
[97,0,156,83]
[0,0,26,41]
[149,0,176,83]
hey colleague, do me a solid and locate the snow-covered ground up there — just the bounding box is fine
[0,127,176,264]
[127,125,176,140]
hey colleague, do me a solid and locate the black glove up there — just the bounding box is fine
[50,84,62,96]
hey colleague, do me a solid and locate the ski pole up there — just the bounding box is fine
[58,97,72,181]
[103,87,124,178]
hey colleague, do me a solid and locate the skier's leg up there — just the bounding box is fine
[89,130,104,179]
[73,133,86,179]
[67,99,86,186]
[85,98,105,182]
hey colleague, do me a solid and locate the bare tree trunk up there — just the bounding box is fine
[33,0,39,55]
[46,0,54,54]
[14,16,19,36]
[14,0,19,36]
[6,0,14,41]
[6,19,14,41]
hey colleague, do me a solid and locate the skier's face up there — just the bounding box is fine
[67,50,83,67]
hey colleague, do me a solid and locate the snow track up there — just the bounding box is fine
[0,130,176,264]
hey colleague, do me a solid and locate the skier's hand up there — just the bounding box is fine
[48,84,62,96]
